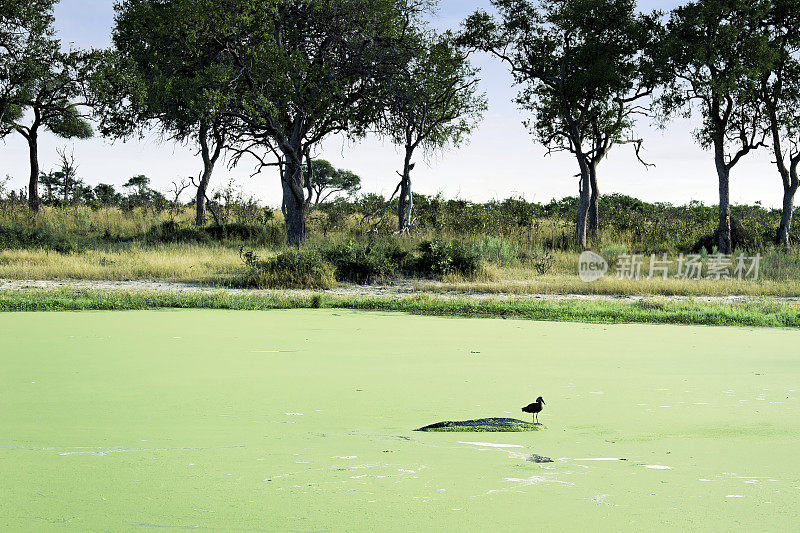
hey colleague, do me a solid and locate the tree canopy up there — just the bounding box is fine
[381,29,486,232]
[460,0,662,247]
[758,0,800,245]
[103,0,245,225]
[309,159,362,206]
[658,0,773,253]
[200,0,426,245]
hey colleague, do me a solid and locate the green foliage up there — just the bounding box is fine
[177,0,427,245]
[659,0,773,134]
[239,249,336,290]
[4,288,800,329]
[415,240,482,279]
[0,0,57,138]
[320,240,410,284]
[309,160,362,205]
[8,49,96,139]
[103,0,236,142]
[93,184,120,206]
[473,236,521,266]
[144,220,284,247]
[459,0,662,244]
[0,223,80,253]
[381,28,486,159]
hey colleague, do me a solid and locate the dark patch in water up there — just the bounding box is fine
[416,418,540,432]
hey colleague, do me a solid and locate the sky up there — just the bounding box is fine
[0,0,782,208]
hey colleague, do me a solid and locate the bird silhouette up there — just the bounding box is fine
[522,397,545,424]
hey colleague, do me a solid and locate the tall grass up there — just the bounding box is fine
[1,196,800,295]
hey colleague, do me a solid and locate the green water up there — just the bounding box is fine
[1,310,799,531]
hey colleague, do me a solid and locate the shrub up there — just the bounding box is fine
[473,236,520,265]
[144,221,211,244]
[239,249,335,289]
[320,240,409,284]
[0,224,80,253]
[690,216,756,254]
[414,240,482,279]
[203,223,284,247]
[144,221,284,246]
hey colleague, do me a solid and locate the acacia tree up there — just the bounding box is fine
[309,159,361,207]
[759,0,800,246]
[0,0,56,134]
[659,0,772,254]
[381,30,486,233]
[460,0,660,247]
[104,0,238,226]
[9,48,94,211]
[200,0,423,246]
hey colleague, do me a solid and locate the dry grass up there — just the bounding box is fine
[2,204,800,298]
[0,244,255,283]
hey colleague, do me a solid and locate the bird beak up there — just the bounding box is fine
[541,400,545,404]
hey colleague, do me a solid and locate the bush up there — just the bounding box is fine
[473,236,520,266]
[144,221,211,244]
[321,240,410,284]
[0,224,80,253]
[203,223,285,247]
[690,216,757,253]
[239,249,335,289]
[414,240,483,279]
[144,221,284,246]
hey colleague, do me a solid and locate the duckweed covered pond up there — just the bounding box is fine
[1,309,799,531]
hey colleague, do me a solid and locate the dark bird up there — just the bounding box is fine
[522,397,545,424]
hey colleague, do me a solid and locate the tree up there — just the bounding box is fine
[37,147,81,205]
[659,0,772,253]
[759,0,800,246]
[123,174,150,197]
[55,147,77,205]
[0,0,57,136]
[2,1,94,211]
[460,0,660,247]
[102,0,239,226]
[381,30,486,233]
[203,0,424,246]
[8,47,94,211]
[308,159,361,206]
[94,183,119,206]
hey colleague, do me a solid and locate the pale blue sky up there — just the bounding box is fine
[1,0,781,208]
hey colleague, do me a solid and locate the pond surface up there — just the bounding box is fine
[1,310,799,530]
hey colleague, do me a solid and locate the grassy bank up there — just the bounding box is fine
[2,199,800,297]
[2,244,800,297]
[1,288,799,328]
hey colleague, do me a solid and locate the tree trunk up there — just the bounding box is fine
[777,182,798,247]
[195,156,215,227]
[397,146,414,233]
[588,163,599,238]
[195,181,208,226]
[283,158,307,247]
[195,123,220,226]
[715,150,732,254]
[575,165,591,248]
[63,173,69,205]
[27,130,40,212]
